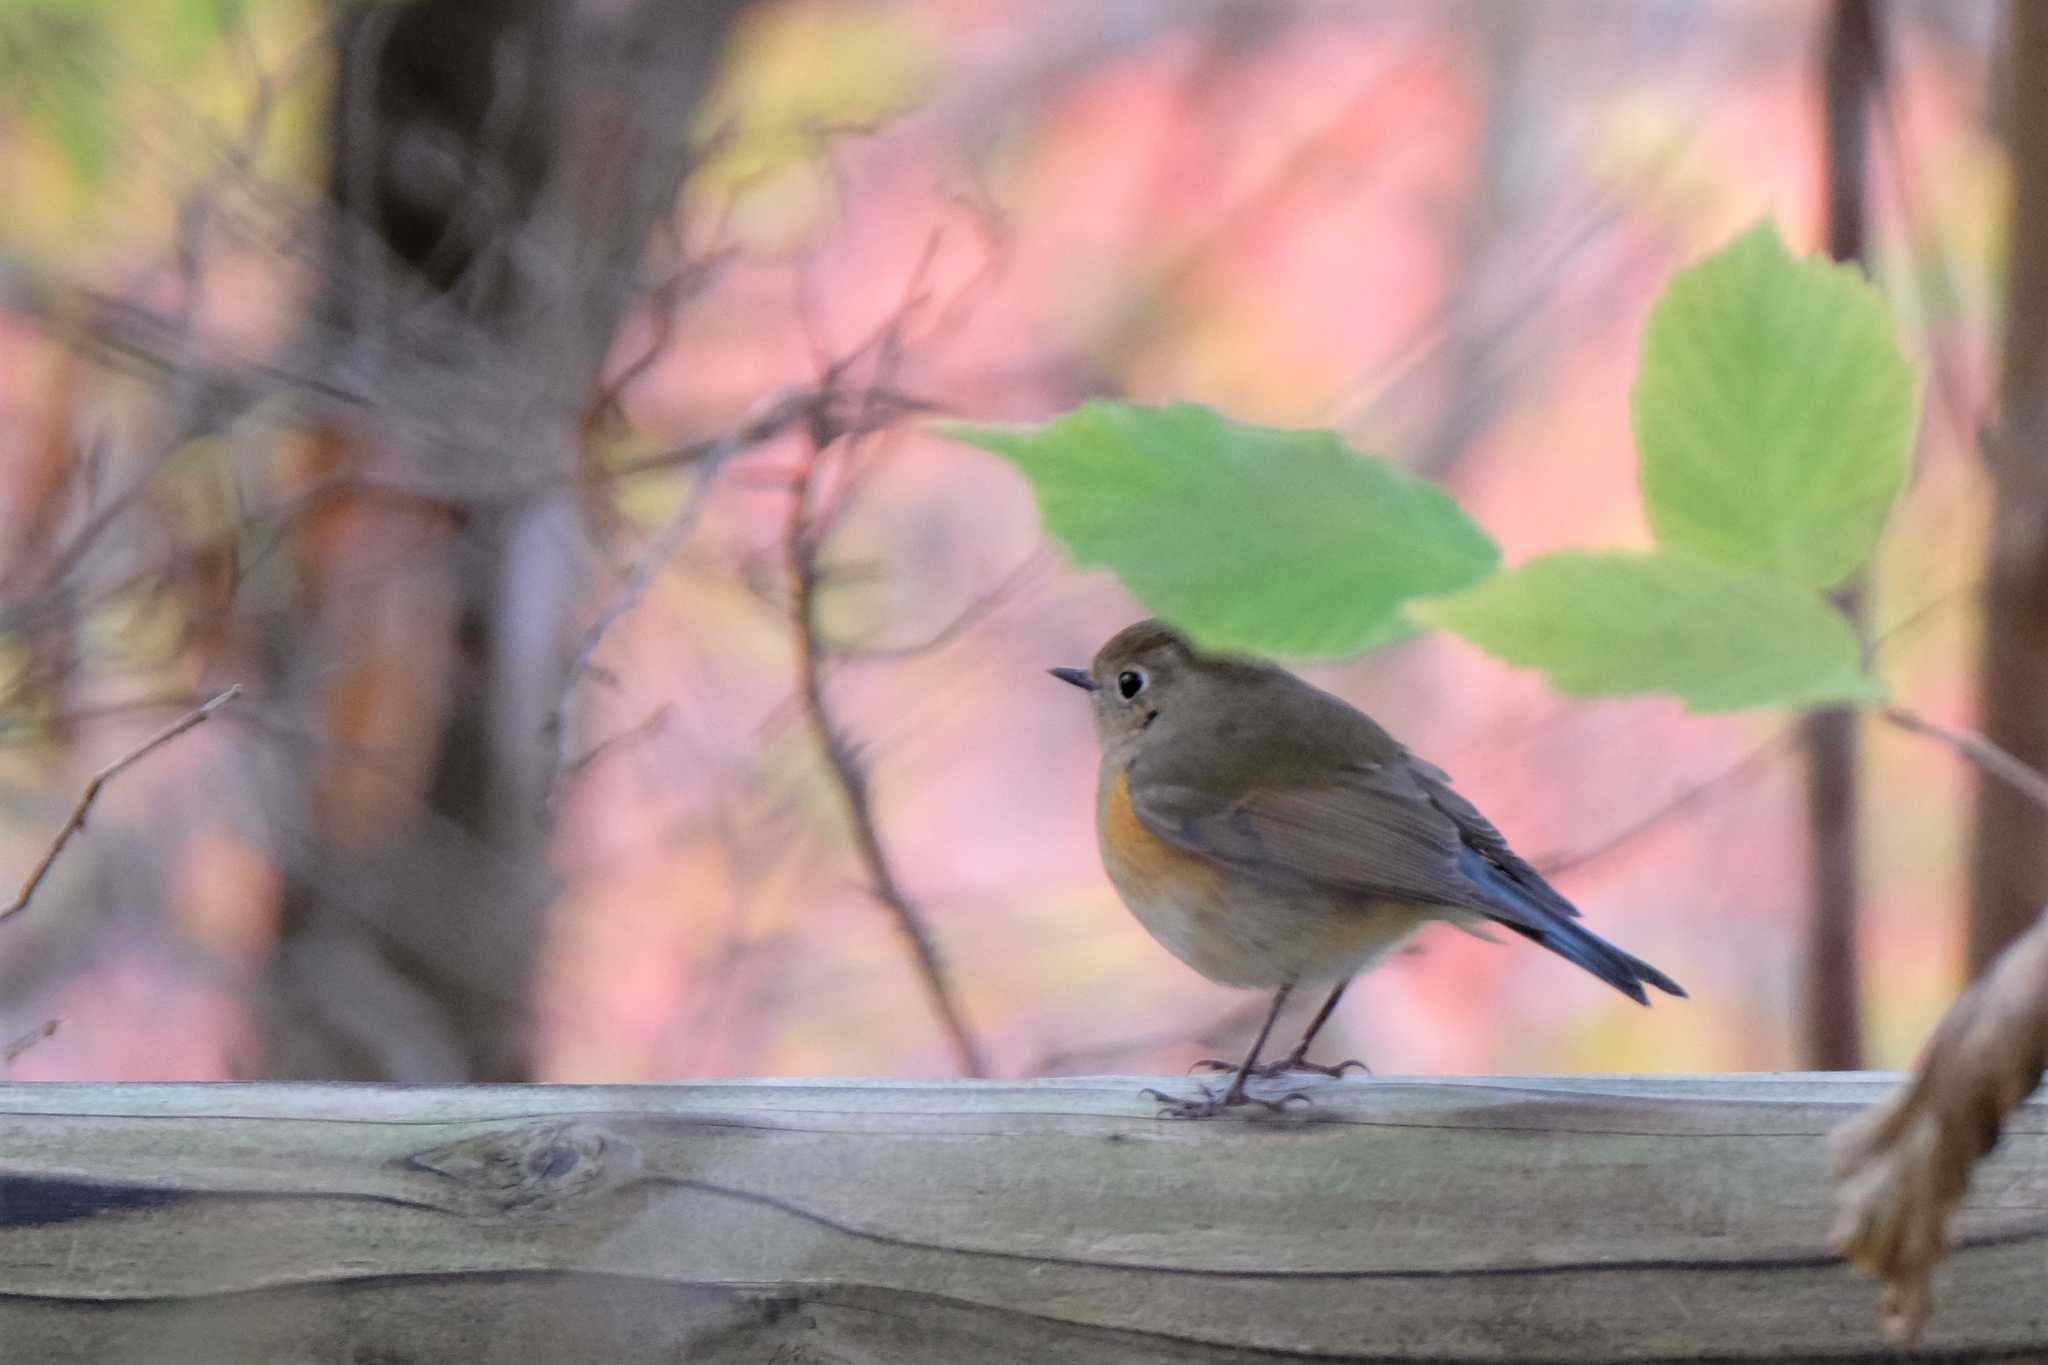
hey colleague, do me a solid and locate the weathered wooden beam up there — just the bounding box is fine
[1,1075,2042,1362]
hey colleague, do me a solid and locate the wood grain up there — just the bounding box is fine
[2,1075,2044,1362]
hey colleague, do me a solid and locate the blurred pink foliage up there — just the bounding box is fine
[0,0,2004,1081]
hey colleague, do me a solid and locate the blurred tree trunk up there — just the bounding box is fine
[254,0,748,1079]
[1801,0,1880,1069]
[1968,0,2048,976]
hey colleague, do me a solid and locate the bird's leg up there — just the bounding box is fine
[1266,979,1370,1078]
[1146,984,1308,1118]
[1190,980,1370,1079]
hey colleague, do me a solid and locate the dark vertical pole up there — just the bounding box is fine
[1801,0,1880,1070]
[1969,1,2048,973]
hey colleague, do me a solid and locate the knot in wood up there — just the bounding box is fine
[404,1120,629,1213]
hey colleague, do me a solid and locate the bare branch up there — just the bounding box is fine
[583,217,736,435]
[0,690,225,746]
[787,427,988,1078]
[605,385,940,483]
[758,233,1004,1076]
[1532,728,1796,880]
[561,704,672,780]
[1867,579,1982,661]
[541,389,814,822]
[1881,705,2048,815]
[828,548,1051,662]
[541,383,944,821]
[0,684,243,926]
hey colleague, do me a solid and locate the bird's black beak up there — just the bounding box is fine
[1049,666,1098,691]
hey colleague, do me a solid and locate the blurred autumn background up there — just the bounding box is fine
[0,0,2028,1084]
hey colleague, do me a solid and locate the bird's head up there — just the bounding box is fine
[1049,618,1205,751]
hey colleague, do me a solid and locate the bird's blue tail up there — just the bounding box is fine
[1455,847,1685,1005]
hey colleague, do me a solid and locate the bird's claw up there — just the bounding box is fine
[1140,1084,1314,1119]
[1188,1056,1371,1080]
[1286,1057,1372,1078]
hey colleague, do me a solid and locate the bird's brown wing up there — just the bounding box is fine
[1130,749,1686,1003]
[1132,737,1601,939]
[1128,757,1491,914]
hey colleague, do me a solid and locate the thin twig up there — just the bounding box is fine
[561,704,672,780]
[605,384,939,482]
[583,220,735,434]
[1881,705,2048,815]
[0,684,243,925]
[1866,579,1982,662]
[541,390,813,821]
[786,429,988,1078]
[775,240,996,1076]
[541,384,944,821]
[827,547,1051,662]
[0,689,224,746]
[23,9,291,603]
[1,1018,59,1067]
[807,231,948,543]
[1532,727,1797,880]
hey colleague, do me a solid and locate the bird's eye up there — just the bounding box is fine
[1117,670,1145,700]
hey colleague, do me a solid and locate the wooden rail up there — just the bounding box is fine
[1,1074,2043,1362]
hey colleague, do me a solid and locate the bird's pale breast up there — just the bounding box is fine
[1097,767,1427,989]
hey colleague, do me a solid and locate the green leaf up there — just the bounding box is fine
[941,401,1499,658]
[1632,218,1919,589]
[1416,551,1883,712]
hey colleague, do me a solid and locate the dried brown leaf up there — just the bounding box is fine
[1829,905,2048,1344]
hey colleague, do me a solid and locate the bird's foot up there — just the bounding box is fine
[1277,1055,1372,1079]
[1188,1054,1371,1080]
[1141,1082,1311,1119]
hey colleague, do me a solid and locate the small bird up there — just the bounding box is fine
[1053,619,1684,1117]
